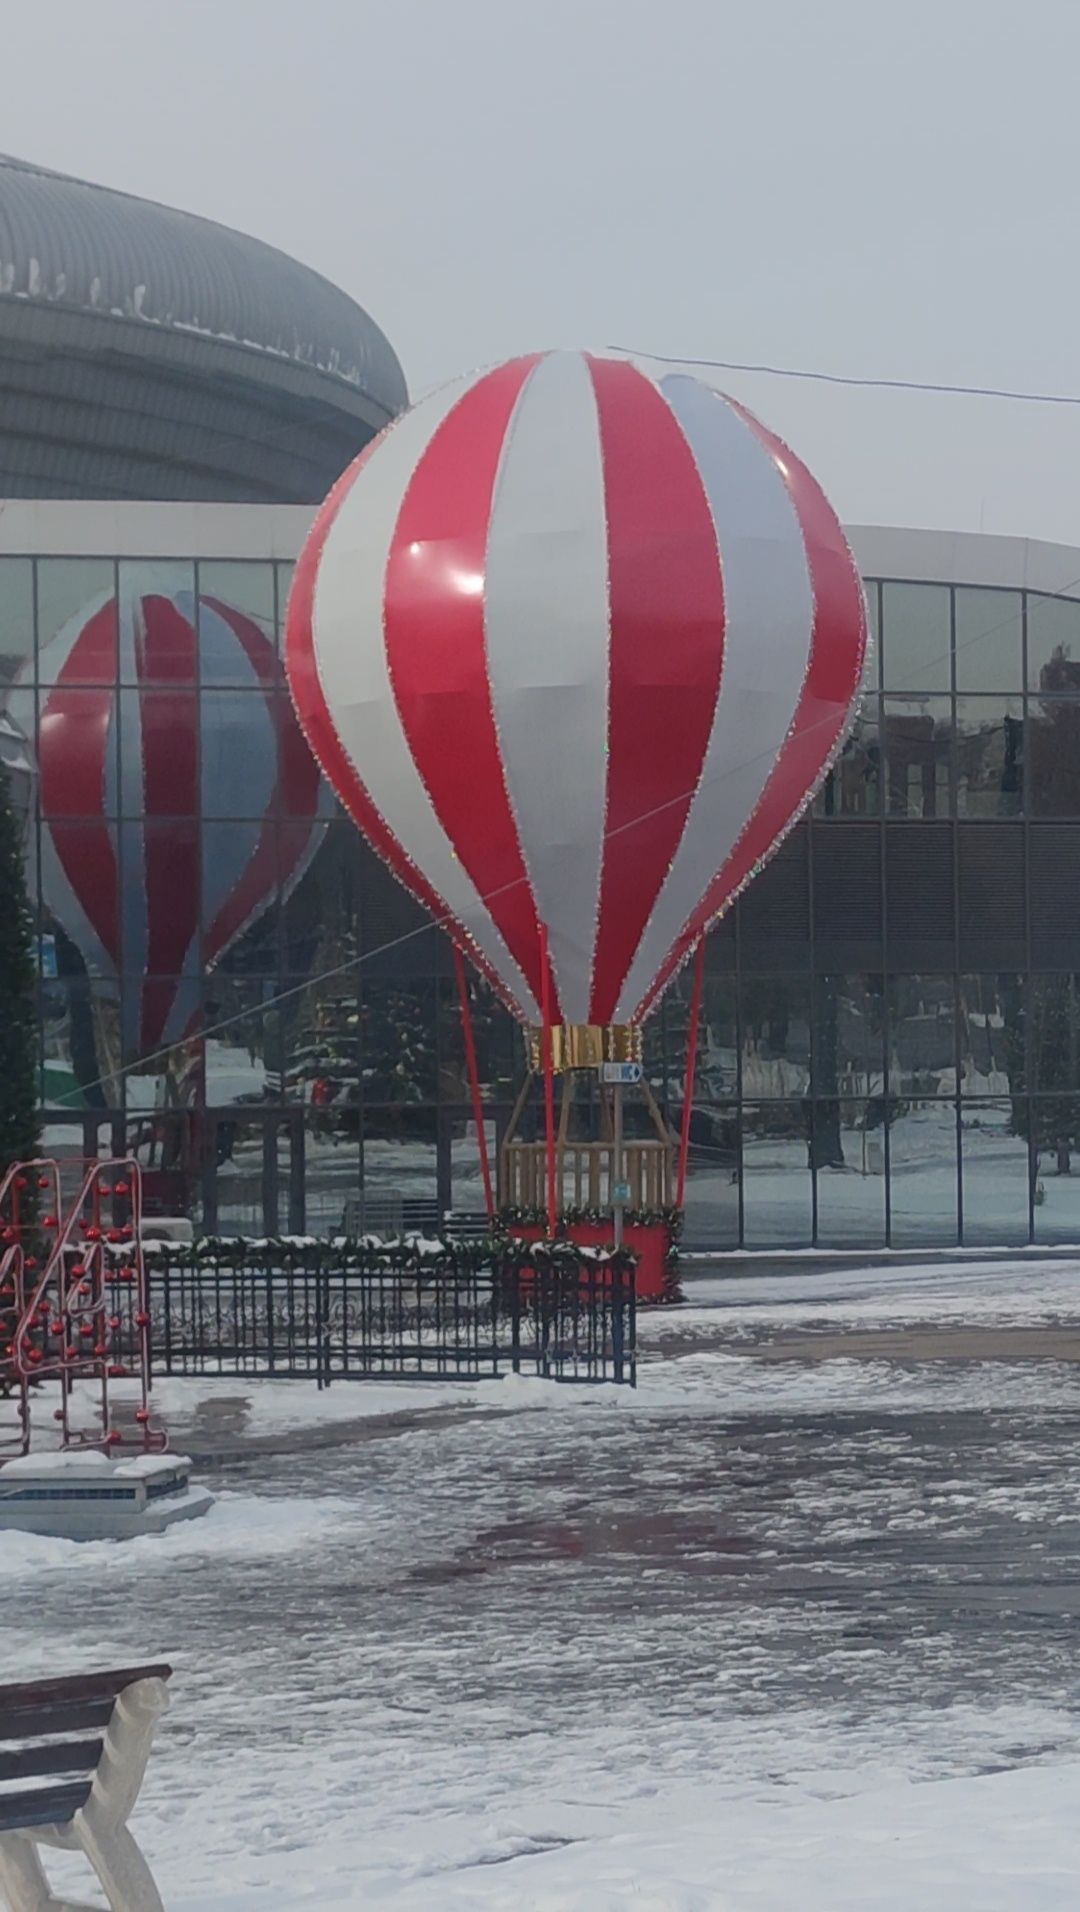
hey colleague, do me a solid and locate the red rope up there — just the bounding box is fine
[539,925,557,1238]
[676,936,707,1209]
[453,944,494,1219]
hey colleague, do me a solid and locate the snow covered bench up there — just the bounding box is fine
[0,1665,170,1911]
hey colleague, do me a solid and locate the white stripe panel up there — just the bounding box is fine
[312,373,541,1022]
[482,352,609,1025]
[615,377,815,1021]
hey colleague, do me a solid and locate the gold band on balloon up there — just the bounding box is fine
[526,1023,643,1073]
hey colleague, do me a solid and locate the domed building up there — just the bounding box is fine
[3,154,1080,1253]
[0,152,406,502]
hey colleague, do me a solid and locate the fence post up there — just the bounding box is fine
[509,1256,521,1375]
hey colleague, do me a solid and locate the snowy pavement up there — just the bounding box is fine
[5,1260,1080,1907]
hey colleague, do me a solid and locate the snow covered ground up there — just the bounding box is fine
[5,1260,1080,1907]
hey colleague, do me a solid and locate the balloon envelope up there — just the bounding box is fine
[287,351,867,1026]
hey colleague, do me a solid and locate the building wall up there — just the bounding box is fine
[4,506,1080,1248]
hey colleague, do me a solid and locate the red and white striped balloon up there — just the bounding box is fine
[287,351,868,1027]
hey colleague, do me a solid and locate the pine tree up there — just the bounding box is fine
[0,760,39,1396]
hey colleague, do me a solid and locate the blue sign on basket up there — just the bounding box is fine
[613,1181,632,1205]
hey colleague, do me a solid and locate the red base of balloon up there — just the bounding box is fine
[506,1220,677,1304]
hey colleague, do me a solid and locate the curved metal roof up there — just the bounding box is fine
[0,152,407,418]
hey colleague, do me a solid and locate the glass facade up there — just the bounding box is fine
[8,552,1080,1248]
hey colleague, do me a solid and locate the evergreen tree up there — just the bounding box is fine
[0,760,40,1396]
[0,762,38,1171]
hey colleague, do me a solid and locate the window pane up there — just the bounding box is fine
[955,697,1023,817]
[39,826,120,977]
[39,688,118,813]
[888,1097,959,1245]
[198,561,276,669]
[1027,699,1080,816]
[815,701,881,816]
[863,578,881,688]
[361,1105,438,1219]
[959,974,1024,1096]
[1030,976,1080,1091]
[1031,1095,1080,1241]
[881,582,950,691]
[814,974,886,1096]
[814,1100,886,1246]
[362,980,438,1102]
[1027,592,1080,694]
[303,1110,360,1236]
[954,587,1022,692]
[0,558,33,684]
[681,1104,740,1249]
[889,976,956,1095]
[38,559,116,685]
[116,563,196,683]
[197,689,278,816]
[202,975,282,1104]
[739,976,809,1097]
[884,697,952,816]
[201,820,280,974]
[741,1102,812,1246]
[960,1100,1029,1245]
[40,976,119,1109]
[276,563,296,643]
[438,973,518,1101]
[282,823,358,976]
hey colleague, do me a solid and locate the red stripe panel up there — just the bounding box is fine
[639,404,867,1018]
[284,430,523,1018]
[40,601,119,963]
[586,357,726,1026]
[382,355,552,1014]
[137,597,200,996]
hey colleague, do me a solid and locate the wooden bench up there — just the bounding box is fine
[0,1665,171,1912]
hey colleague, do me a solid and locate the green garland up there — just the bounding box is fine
[496,1206,683,1304]
[137,1233,638,1277]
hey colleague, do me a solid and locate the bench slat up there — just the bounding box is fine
[0,1738,103,1782]
[0,1780,92,1834]
[0,1697,120,1741]
[0,1664,172,1712]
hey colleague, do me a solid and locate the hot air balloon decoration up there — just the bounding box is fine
[287,351,868,1294]
[9,575,330,1088]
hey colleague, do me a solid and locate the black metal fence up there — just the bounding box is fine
[106,1244,636,1387]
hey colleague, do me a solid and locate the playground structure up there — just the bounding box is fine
[0,1158,164,1461]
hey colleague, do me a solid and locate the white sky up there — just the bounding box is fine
[4,0,1080,542]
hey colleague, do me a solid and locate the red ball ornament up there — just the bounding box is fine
[42,1213,58,1229]
[106,1429,123,1445]
[97,1182,112,1198]
[114,1181,130,1197]
[53,1408,65,1422]
[108,1314,121,1330]
[37,1175,50,1190]
[79,1323,94,1338]
[107,1364,127,1378]
[135,1408,150,1424]
[135,1312,150,1329]
[63,1344,77,1360]
[77,1281,91,1298]
[93,1341,107,1357]
[84,1225,101,1242]
[24,1257,36,1272]
[2,1228,16,1245]
[106,1228,123,1244]
[27,1348,42,1365]
[14,1176,27,1191]
[71,1263,86,1277]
